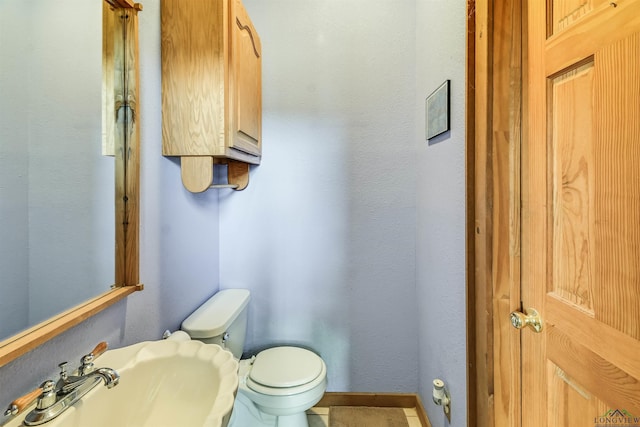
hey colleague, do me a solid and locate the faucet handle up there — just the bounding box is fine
[79,355,94,376]
[35,381,57,411]
[58,362,69,380]
[79,342,108,375]
[3,387,42,416]
[90,341,108,359]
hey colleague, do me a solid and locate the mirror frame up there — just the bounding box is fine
[0,0,143,367]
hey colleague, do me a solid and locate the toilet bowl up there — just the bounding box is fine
[180,289,327,427]
[234,347,327,427]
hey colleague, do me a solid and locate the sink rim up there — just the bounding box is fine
[4,340,239,427]
[96,339,240,426]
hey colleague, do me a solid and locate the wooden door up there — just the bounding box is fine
[522,1,640,426]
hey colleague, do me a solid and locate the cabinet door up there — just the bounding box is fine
[230,0,261,157]
[161,0,226,157]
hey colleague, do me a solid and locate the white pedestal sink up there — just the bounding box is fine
[4,340,238,427]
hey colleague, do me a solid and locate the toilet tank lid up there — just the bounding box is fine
[181,289,250,339]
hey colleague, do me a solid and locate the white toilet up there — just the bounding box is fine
[180,289,327,427]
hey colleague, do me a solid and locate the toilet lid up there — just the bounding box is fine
[249,346,323,388]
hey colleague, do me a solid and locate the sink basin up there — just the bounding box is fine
[6,340,238,427]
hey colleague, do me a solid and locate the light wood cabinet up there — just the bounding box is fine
[161,0,261,192]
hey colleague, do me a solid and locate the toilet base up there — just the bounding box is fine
[229,393,310,427]
[275,412,309,427]
[228,393,275,427]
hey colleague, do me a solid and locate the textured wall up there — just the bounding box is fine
[220,0,419,393]
[415,0,468,425]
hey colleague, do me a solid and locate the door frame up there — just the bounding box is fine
[466,1,524,426]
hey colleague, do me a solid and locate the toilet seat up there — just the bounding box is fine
[245,347,326,396]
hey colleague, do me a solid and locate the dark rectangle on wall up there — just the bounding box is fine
[425,80,451,140]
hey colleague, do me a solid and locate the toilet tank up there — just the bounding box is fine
[181,289,250,359]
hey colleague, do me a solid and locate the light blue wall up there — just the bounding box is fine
[1,1,468,425]
[222,0,419,393]
[415,0,468,425]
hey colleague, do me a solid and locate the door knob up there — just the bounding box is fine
[510,308,543,332]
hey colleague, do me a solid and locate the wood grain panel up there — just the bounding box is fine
[545,1,640,76]
[472,0,493,424]
[121,6,140,286]
[522,1,549,425]
[522,1,640,426]
[547,361,608,427]
[593,32,640,340]
[547,325,640,414]
[234,19,260,141]
[227,160,250,191]
[181,156,214,193]
[551,0,594,34]
[489,1,523,425]
[161,0,261,192]
[550,61,594,312]
[102,2,116,156]
[546,295,640,381]
[466,0,479,423]
[230,0,261,156]
[161,0,226,156]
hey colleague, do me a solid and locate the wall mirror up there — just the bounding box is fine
[0,0,142,367]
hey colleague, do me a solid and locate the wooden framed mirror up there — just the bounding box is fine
[0,0,143,367]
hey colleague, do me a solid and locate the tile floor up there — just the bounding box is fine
[306,406,423,427]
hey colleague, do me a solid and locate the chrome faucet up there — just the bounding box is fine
[17,347,120,426]
[55,361,119,394]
